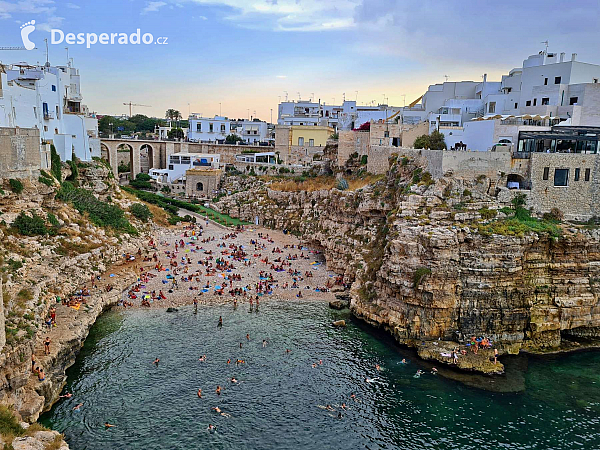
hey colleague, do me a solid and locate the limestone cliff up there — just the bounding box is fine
[0,160,160,422]
[214,158,600,369]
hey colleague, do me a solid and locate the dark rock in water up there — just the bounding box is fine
[332,320,346,327]
[329,300,349,310]
[166,307,178,313]
[334,293,351,301]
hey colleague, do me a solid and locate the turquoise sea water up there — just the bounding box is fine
[41,301,600,449]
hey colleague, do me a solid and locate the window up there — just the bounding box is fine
[220,124,226,132]
[541,97,549,105]
[543,167,550,180]
[33,106,37,118]
[514,102,518,109]
[526,100,531,107]
[544,78,548,85]
[196,123,201,132]
[298,137,304,146]
[488,102,496,113]
[309,139,314,146]
[54,128,58,134]
[51,85,56,91]
[554,76,561,84]
[384,131,389,138]
[209,123,214,132]
[569,97,578,105]
[533,98,537,106]
[594,78,599,84]
[554,168,569,186]
[585,168,591,181]
[168,165,174,170]
[575,168,580,181]
[56,105,60,117]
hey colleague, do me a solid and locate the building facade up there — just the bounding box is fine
[187,115,231,142]
[0,62,99,164]
[149,152,220,184]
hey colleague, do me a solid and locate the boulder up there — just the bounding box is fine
[332,320,346,327]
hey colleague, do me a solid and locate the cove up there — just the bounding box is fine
[41,301,600,449]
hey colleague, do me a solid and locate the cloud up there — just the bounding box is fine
[142,1,167,14]
[36,14,65,32]
[184,0,359,31]
[65,2,80,8]
[276,75,286,78]
[0,0,57,19]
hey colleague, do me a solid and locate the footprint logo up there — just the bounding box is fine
[20,20,36,50]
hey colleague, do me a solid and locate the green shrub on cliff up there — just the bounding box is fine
[477,207,561,239]
[413,267,432,288]
[0,405,25,437]
[50,145,62,182]
[11,211,49,236]
[8,179,23,195]
[56,182,136,234]
[129,203,153,222]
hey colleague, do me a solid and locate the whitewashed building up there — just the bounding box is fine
[0,62,99,164]
[149,152,220,184]
[278,100,404,132]
[187,115,231,142]
[231,119,268,144]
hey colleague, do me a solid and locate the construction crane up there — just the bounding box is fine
[123,102,151,117]
[0,46,30,50]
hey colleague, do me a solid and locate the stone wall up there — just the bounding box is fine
[185,169,222,199]
[401,121,429,148]
[0,127,41,179]
[528,152,600,220]
[338,130,369,167]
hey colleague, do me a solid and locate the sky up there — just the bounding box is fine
[0,0,599,121]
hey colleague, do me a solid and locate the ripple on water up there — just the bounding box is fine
[41,301,600,450]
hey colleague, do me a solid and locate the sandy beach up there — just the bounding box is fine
[118,220,340,309]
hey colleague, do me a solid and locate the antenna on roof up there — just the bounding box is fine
[541,40,549,54]
[444,75,449,82]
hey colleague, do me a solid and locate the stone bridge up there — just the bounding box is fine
[100,138,269,178]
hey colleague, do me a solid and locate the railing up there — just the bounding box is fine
[512,151,531,159]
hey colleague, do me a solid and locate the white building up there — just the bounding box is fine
[0,62,99,165]
[149,152,220,184]
[235,151,276,164]
[231,119,268,144]
[277,100,403,132]
[187,115,231,142]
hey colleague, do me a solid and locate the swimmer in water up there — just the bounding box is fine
[59,393,73,398]
[73,403,83,411]
[375,364,381,371]
[216,386,222,395]
[104,422,116,428]
[312,363,317,368]
[199,355,206,362]
[153,358,160,365]
[262,340,267,348]
[227,359,231,364]
[350,393,356,400]
[431,367,438,374]
[217,316,223,328]
[326,405,334,411]
[207,424,216,433]
[341,403,347,410]
[246,333,250,341]
[197,389,202,398]
[400,358,407,364]
[231,377,238,383]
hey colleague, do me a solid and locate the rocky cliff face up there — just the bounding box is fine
[0,161,155,422]
[215,159,600,365]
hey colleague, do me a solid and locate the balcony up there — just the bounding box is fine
[43,112,54,120]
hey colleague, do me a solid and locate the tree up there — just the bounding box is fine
[413,134,430,149]
[429,130,447,150]
[413,131,447,150]
[168,128,184,139]
[225,134,243,144]
[165,109,182,124]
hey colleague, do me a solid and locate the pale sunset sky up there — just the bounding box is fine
[0,0,598,121]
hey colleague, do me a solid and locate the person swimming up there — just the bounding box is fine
[216,386,222,395]
[104,422,116,428]
[197,389,202,398]
[207,424,216,433]
[73,403,83,411]
[153,358,160,365]
[262,339,267,348]
[231,377,238,383]
[217,316,223,328]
